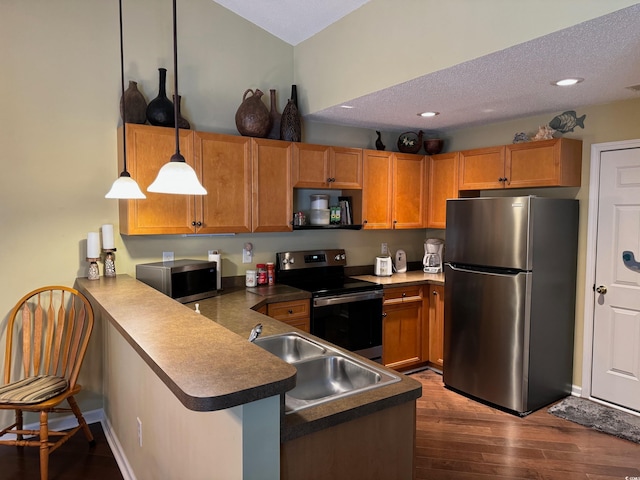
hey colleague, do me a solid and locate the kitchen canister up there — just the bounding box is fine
[245,270,257,287]
[310,194,329,210]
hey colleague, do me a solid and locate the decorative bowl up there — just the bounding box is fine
[423,139,444,155]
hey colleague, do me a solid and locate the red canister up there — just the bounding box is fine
[256,263,267,285]
[266,262,275,285]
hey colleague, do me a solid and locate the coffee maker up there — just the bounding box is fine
[423,238,444,273]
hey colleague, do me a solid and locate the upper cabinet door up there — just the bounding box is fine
[392,153,425,229]
[330,147,363,189]
[251,138,293,232]
[292,143,331,188]
[194,132,252,234]
[361,150,393,229]
[426,152,459,229]
[458,146,505,190]
[119,124,196,235]
[506,138,582,188]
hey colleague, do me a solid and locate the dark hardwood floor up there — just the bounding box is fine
[0,422,123,480]
[413,369,640,479]
[2,371,639,479]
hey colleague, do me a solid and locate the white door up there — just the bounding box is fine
[591,147,640,412]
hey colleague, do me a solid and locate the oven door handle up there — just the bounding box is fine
[313,290,383,307]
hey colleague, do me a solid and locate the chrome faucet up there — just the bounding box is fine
[248,323,263,342]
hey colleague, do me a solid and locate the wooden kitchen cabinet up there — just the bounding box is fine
[458,145,506,190]
[292,143,362,189]
[193,132,252,233]
[266,299,310,332]
[383,286,425,370]
[357,150,425,229]
[426,152,459,228]
[118,124,197,235]
[459,138,582,190]
[251,138,293,232]
[506,138,582,188]
[427,284,445,369]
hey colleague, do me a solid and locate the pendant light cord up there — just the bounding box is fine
[172,0,182,162]
[119,0,130,176]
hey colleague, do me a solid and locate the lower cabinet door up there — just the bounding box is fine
[428,285,445,368]
[383,301,423,370]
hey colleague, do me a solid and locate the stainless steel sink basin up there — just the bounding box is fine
[253,333,326,362]
[253,332,400,413]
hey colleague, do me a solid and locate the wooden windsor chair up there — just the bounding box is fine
[0,286,95,480]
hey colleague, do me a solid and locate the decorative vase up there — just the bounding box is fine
[173,95,191,130]
[235,89,271,137]
[146,68,174,127]
[120,81,147,124]
[423,138,444,155]
[267,89,281,140]
[290,84,298,108]
[280,99,301,142]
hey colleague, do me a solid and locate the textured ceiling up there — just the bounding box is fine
[214,2,640,133]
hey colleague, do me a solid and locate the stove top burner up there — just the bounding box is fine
[276,249,381,297]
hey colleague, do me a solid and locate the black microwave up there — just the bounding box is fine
[136,259,218,303]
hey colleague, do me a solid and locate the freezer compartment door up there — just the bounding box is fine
[444,263,531,413]
[445,196,532,270]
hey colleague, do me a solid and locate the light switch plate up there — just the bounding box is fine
[163,251,174,262]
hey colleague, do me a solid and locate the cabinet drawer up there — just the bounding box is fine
[383,286,423,304]
[267,299,310,320]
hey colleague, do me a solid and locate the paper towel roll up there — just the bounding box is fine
[209,253,222,290]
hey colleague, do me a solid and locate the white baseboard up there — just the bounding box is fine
[2,408,134,480]
[101,414,136,480]
[571,384,582,397]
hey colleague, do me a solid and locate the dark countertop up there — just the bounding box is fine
[76,274,424,442]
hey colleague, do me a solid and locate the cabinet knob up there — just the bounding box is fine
[433,290,437,296]
[363,220,368,225]
[382,312,387,318]
[402,292,406,297]
[288,309,293,314]
[191,221,196,226]
[196,221,202,227]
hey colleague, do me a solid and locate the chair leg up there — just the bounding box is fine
[67,396,95,447]
[15,410,23,443]
[39,410,49,480]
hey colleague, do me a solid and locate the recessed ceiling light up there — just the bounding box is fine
[418,111,439,117]
[553,78,584,86]
[340,105,354,109]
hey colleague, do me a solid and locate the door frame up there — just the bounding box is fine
[581,138,640,414]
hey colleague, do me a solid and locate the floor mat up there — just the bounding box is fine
[548,396,640,444]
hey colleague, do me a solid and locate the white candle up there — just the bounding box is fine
[102,224,115,249]
[87,232,100,258]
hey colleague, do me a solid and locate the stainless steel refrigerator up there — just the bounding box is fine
[443,196,579,415]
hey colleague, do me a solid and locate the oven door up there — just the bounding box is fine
[311,290,384,362]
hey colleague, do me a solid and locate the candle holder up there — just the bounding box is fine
[87,257,100,280]
[103,248,117,277]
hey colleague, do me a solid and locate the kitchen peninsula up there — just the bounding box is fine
[77,275,421,480]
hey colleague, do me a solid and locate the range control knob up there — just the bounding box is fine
[334,254,341,261]
[282,258,289,265]
[289,258,295,264]
[341,254,346,260]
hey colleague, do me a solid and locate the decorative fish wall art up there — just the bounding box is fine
[549,110,586,133]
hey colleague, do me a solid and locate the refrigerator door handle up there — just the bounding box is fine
[447,263,523,276]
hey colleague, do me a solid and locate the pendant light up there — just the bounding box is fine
[147,0,207,195]
[106,0,146,199]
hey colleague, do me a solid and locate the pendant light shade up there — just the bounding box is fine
[147,0,207,196]
[106,0,146,200]
[147,153,207,194]
[106,172,147,198]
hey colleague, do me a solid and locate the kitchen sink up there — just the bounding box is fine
[253,332,400,413]
[253,333,326,363]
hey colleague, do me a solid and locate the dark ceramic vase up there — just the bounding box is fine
[235,89,271,137]
[173,95,191,130]
[280,99,301,142]
[267,89,281,139]
[120,81,147,124]
[146,68,174,127]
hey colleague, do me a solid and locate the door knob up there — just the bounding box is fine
[595,285,607,294]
